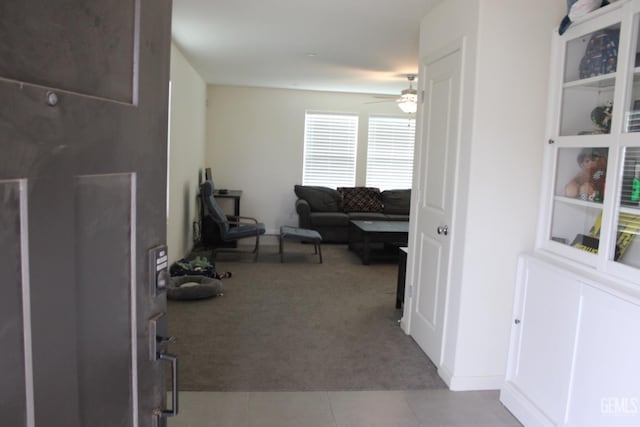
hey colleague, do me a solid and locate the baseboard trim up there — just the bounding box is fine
[399,317,409,333]
[438,366,505,391]
[500,382,555,427]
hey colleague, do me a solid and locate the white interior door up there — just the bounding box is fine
[407,47,462,366]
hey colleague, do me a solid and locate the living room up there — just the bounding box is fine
[165,0,567,425]
[167,53,415,260]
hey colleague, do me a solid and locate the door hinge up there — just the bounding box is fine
[407,285,413,298]
[420,90,425,103]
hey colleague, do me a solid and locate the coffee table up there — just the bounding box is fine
[348,220,409,265]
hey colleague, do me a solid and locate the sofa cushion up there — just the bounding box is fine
[294,185,341,212]
[309,212,350,227]
[381,189,411,215]
[338,187,383,213]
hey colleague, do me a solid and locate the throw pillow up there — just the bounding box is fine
[381,189,411,215]
[338,187,383,212]
[294,185,341,212]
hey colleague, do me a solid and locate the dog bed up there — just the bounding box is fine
[167,275,223,300]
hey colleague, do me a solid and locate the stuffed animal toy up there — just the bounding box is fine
[591,100,613,133]
[565,148,607,202]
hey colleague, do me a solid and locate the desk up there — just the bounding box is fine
[212,190,242,217]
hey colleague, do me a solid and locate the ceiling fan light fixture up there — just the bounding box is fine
[397,90,417,114]
[397,75,417,114]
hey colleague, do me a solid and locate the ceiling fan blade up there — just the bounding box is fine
[365,99,397,104]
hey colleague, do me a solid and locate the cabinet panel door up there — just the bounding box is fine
[566,285,640,426]
[509,259,582,423]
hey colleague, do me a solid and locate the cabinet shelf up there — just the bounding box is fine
[619,205,640,215]
[554,195,604,209]
[564,72,616,89]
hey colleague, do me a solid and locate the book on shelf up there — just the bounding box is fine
[570,212,640,260]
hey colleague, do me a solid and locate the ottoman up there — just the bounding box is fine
[279,225,323,264]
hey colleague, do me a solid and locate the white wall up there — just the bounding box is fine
[205,85,408,238]
[417,0,564,389]
[417,0,480,390]
[456,0,565,385]
[167,43,207,263]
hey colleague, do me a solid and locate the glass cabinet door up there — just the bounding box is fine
[612,12,640,271]
[611,146,640,269]
[550,147,609,254]
[560,24,620,136]
[624,14,640,133]
[540,2,640,284]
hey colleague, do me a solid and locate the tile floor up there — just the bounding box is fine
[168,389,521,427]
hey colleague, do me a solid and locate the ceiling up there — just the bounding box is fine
[171,0,440,96]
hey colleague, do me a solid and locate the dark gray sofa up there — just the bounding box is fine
[294,185,410,243]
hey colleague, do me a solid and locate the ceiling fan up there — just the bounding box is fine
[366,74,418,114]
[396,75,417,113]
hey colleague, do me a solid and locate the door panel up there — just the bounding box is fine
[29,176,83,427]
[75,174,136,426]
[512,264,580,421]
[0,1,172,426]
[409,48,462,365]
[423,78,451,211]
[0,180,30,426]
[415,233,442,329]
[0,1,136,102]
[567,286,640,426]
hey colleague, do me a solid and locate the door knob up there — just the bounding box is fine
[437,225,448,236]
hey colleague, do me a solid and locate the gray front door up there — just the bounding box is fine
[0,1,173,426]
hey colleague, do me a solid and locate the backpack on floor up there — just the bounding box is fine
[170,257,216,277]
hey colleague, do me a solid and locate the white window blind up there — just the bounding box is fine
[366,116,416,190]
[303,112,358,188]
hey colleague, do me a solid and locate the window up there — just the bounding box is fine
[302,112,358,188]
[366,116,416,190]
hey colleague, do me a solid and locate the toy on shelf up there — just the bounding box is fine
[578,101,613,135]
[565,148,607,202]
[632,164,640,203]
[591,101,613,132]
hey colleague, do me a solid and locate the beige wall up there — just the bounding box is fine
[205,85,409,238]
[167,43,207,263]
